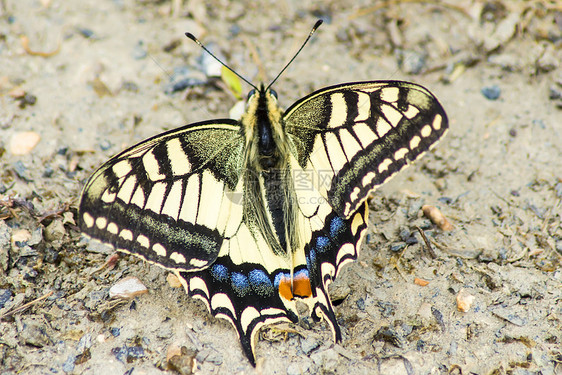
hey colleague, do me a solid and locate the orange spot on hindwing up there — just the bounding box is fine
[293,272,312,298]
[278,277,293,300]
[276,269,312,300]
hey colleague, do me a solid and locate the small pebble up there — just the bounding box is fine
[0,289,13,309]
[162,39,181,53]
[167,345,197,374]
[45,220,65,242]
[300,336,321,355]
[9,88,37,109]
[229,100,246,120]
[422,205,454,231]
[109,276,148,299]
[43,165,54,178]
[111,345,128,363]
[549,84,562,108]
[126,346,145,360]
[483,12,519,52]
[287,362,310,375]
[121,81,139,92]
[456,289,475,312]
[11,229,32,248]
[74,348,91,365]
[432,307,446,331]
[229,24,241,37]
[20,245,39,256]
[390,243,406,252]
[166,343,183,362]
[77,28,94,38]
[76,333,93,352]
[414,277,430,286]
[18,93,37,108]
[164,66,207,94]
[373,326,405,348]
[85,240,113,254]
[165,78,205,94]
[377,301,395,318]
[12,160,29,180]
[9,131,41,155]
[20,319,51,347]
[0,222,11,271]
[9,87,25,98]
[166,273,183,288]
[110,327,120,337]
[197,348,222,365]
[447,340,458,356]
[99,140,112,151]
[481,85,501,100]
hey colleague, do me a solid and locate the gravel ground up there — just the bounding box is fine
[0,1,561,374]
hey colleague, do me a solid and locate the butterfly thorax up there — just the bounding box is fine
[241,85,300,257]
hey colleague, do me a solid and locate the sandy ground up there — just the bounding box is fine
[0,0,561,374]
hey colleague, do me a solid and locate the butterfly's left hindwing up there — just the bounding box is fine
[79,121,245,272]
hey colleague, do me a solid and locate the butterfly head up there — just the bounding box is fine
[242,84,287,170]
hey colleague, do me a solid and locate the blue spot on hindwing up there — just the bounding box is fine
[316,236,330,252]
[231,272,250,296]
[308,248,317,268]
[211,264,228,282]
[330,215,345,236]
[274,272,289,287]
[248,269,274,296]
[294,268,309,279]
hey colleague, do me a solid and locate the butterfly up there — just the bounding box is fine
[78,20,448,366]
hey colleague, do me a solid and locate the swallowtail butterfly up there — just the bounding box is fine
[79,20,448,365]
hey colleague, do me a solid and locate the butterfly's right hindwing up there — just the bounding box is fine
[79,120,245,272]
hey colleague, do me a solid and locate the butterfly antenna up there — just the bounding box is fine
[185,32,258,91]
[266,19,323,91]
